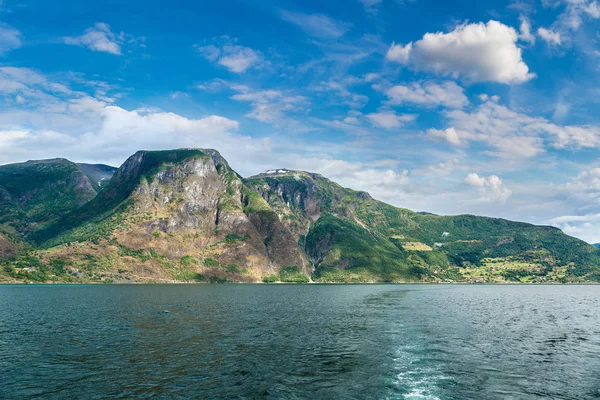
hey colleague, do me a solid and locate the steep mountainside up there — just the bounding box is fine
[11,150,308,283]
[0,158,111,236]
[77,163,118,190]
[1,150,599,283]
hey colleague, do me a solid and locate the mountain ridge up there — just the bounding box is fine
[1,148,599,284]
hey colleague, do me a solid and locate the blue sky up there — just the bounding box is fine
[2,0,600,242]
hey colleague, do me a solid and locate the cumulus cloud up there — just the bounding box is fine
[366,111,415,129]
[559,167,600,202]
[386,20,535,84]
[195,37,264,73]
[0,67,252,166]
[465,173,512,203]
[478,93,500,102]
[63,23,122,55]
[537,27,562,45]
[434,100,600,158]
[386,81,468,109]
[547,213,600,243]
[296,157,411,202]
[0,24,21,56]
[519,15,536,44]
[280,10,351,38]
[427,127,462,145]
[385,42,412,64]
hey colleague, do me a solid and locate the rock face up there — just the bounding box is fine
[1,148,600,284]
[24,149,309,283]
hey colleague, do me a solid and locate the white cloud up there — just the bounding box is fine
[0,67,253,166]
[386,20,535,84]
[63,23,122,55]
[295,157,411,202]
[413,158,461,176]
[537,27,562,45]
[0,24,21,56]
[545,167,600,242]
[559,167,600,202]
[314,79,369,109]
[386,81,468,109]
[427,127,462,145]
[385,42,412,64]
[552,0,600,31]
[465,172,487,187]
[584,0,600,17]
[437,100,600,158]
[478,94,500,102]
[547,214,600,243]
[465,173,512,203]
[195,38,264,73]
[232,89,307,123]
[519,15,536,44]
[366,111,415,129]
[198,79,308,123]
[280,10,351,39]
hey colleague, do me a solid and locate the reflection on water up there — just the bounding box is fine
[1,284,599,399]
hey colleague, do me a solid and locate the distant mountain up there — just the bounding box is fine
[0,158,115,234]
[77,163,117,190]
[1,149,599,284]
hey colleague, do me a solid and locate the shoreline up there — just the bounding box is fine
[0,281,597,285]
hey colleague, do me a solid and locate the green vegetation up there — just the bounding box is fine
[225,233,247,243]
[262,274,278,283]
[279,266,309,283]
[306,213,431,282]
[0,159,100,236]
[247,170,600,283]
[180,255,197,266]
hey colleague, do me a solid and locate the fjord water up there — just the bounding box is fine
[1,285,599,399]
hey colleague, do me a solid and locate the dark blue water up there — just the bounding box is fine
[1,284,599,399]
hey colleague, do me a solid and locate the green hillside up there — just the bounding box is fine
[246,170,600,283]
[0,159,101,235]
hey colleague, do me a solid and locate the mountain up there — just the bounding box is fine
[245,170,600,283]
[1,149,599,284]
[77,163,118,190]
[0,158,117,235]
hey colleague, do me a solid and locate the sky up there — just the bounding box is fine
[1,0,600,242]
